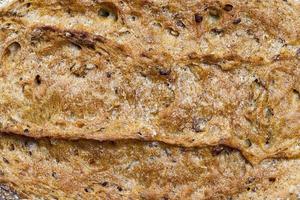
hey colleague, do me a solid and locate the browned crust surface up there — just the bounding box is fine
[0,0,299,164]
[0,0,299,199]
[0,133,299,199]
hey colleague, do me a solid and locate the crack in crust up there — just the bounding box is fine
[0,133,299,199]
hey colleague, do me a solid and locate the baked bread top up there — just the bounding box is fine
[0,133,300,199]
[1,0,299,164]
[0,0,300,199]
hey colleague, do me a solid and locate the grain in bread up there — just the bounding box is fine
[0,133,299,199]
[0,0,299,164]
[0,0,300,199]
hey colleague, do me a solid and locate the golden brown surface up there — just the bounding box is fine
[0,0,300,164]
[0,0,299,199]
[0,133,300,199]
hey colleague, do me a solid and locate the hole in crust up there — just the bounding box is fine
[4,42,21,58]
[158,67,171,76]
[130,16,137,21]
[176,20,185,28]
[52,172,58,179]
[84,187,94,193]
[98,8,110,17]
[35,75,42,85]
[23,129,29,134]
[117,186,123,192]
[233,18,241,24]
[268,177,276,182]
[223,4,233,12]
[101,181,108,187]
[106,72,112,78]
[293,89,300,100]
[194,13,203,23]
[245,139,252,147]
[211,28,224,35]
[98,2,118,21]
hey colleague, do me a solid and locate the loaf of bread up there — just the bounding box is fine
[0,0,299,199]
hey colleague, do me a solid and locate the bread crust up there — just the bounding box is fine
[0,133,299,199]
[0,0,300,198]
[1,0,299,164]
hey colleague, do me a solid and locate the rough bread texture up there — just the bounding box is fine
[0,0,299,199]
[0,0,300,164]
[0,133,300,199]
[0,184,19,200]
